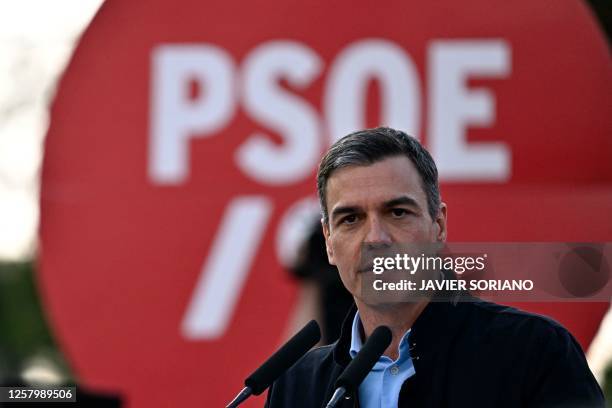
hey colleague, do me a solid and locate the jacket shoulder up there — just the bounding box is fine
[286,343,337,377]
[265,343,343,408]
[459,300,604,406]
[465,299,573,340]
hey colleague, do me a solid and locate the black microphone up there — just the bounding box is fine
[325,325,392,408]
[225,320,321,408]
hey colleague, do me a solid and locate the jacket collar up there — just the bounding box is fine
[333,292,471,367]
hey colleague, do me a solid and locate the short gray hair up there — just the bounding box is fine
[317,127,441,224]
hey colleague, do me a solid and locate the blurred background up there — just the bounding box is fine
[0,0,610,406]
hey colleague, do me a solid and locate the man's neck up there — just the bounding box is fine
[354,299,429,360]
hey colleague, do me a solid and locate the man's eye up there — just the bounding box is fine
[341,214,358,224]
[391,208,409,218]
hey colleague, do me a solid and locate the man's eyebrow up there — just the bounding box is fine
[330,196,420,220]
[383,196,420,209]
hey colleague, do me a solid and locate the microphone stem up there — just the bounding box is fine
[325,387,347,408]
[226,386,253,408]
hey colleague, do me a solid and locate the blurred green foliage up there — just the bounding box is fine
[605,364,612,407]
[0,261,72,383]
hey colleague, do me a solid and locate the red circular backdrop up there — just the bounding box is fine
[40,0,611,406]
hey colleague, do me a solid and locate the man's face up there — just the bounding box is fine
[322,155,447,301]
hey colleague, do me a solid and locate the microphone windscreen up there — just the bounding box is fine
[245,320,321,395]
[335,325,392,391]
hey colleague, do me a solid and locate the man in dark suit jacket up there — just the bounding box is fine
[266,127,604,407]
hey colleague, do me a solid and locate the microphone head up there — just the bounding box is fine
[245,320,321,395]
[335,325,392,392]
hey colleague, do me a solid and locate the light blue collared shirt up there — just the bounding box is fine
[349,311,416,408]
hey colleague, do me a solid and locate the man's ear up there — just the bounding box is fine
[434,203,448,242]
[321,218,336,265]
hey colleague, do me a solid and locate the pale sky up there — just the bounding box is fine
[0,0,103,260]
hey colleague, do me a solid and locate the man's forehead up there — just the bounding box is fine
[325,156,427,207]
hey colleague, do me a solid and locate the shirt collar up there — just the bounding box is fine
[349,311,363,358]
[349,310,412,362]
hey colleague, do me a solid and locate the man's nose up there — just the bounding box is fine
[364,216,392,246]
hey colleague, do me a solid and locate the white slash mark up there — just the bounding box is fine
[181,196,273,339]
